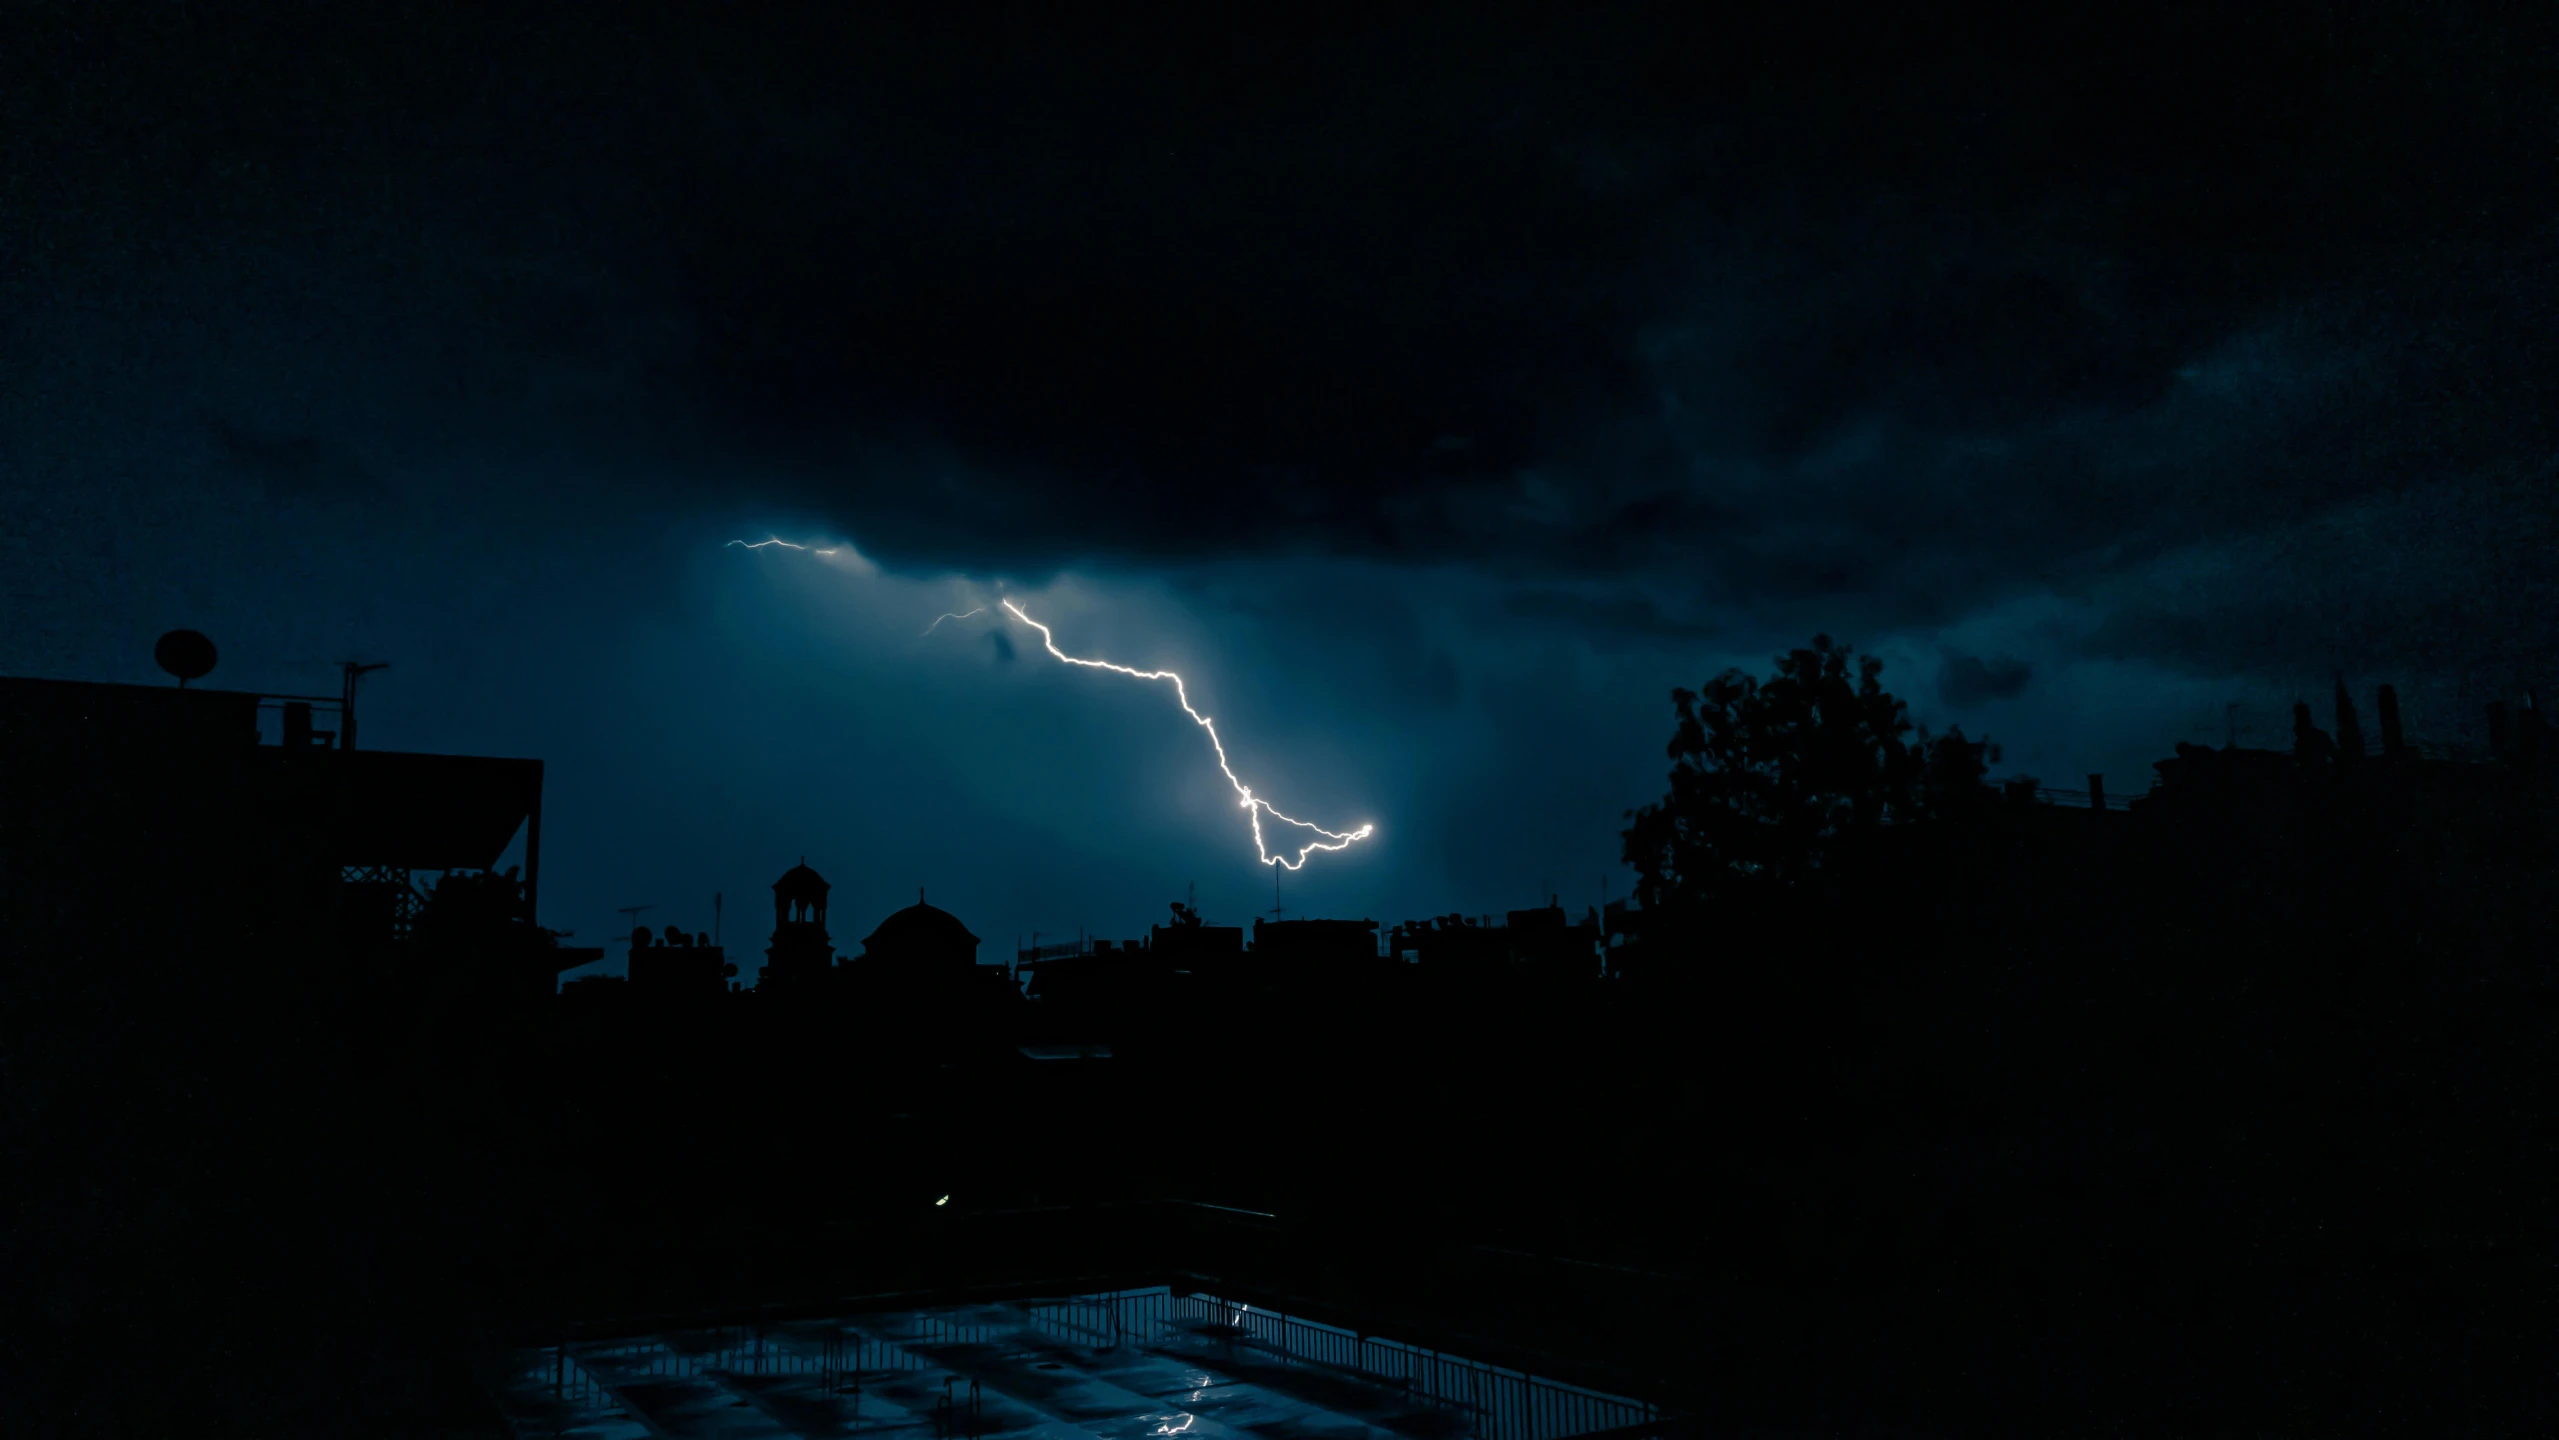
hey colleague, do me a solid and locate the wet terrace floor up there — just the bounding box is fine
[493,1287,1657,1440]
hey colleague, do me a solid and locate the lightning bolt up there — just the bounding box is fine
[729,538,1372,871]
[996,598,1374,871]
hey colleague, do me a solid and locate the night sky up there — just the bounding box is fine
[8,4,2555,976]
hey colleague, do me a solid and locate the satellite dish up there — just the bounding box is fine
[154,630,217,686]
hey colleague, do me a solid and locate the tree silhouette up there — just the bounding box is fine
[1622,634,2001,913]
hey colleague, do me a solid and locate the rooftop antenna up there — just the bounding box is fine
[1267,868,1285,922]
[616,904,654,945]
[338,660,390,751]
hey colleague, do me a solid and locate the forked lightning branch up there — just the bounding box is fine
[992,598,1373,870]
[733,539,1376,871]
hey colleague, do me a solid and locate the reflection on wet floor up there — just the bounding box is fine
[494,1287,1657,1440]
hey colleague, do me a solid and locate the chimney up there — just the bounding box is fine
[2087,773,2106,811]
[2376,685,2406,758]
[2333,678,2364,765]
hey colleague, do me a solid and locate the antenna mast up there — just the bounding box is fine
[617,904,655,945]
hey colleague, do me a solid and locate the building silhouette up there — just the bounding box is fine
[1506,899,1603,983]
[0,658,569,984]
[628,920,731,998]
[1,636,582,1438]
[857,892,981,975]
[760,858,835,991]
[850,892,1024,1018]
[1152,901,1245,975]
[1251,916,1388,989]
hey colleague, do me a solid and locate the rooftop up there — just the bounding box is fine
[492,1286,1655,1440]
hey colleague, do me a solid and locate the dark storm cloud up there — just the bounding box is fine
[1502,588,1720,644]
[659,6,2546,548]
[1938,652,2035,709]
[9,2,2557,689]
[2077,458,2559,688]
[659,4,2558,705]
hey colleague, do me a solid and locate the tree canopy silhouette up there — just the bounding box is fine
[1623,635,2003,913]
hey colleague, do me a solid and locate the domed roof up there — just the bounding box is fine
[863,900,980,952]
[774,857,829,895]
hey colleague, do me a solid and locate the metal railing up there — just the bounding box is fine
[546,1321,929,1389]
[1023,1286,1181,1348]
[1168,1287,1660,1440]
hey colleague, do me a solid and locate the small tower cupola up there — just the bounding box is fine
[763,857,837,992]
[774,856,830,931]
